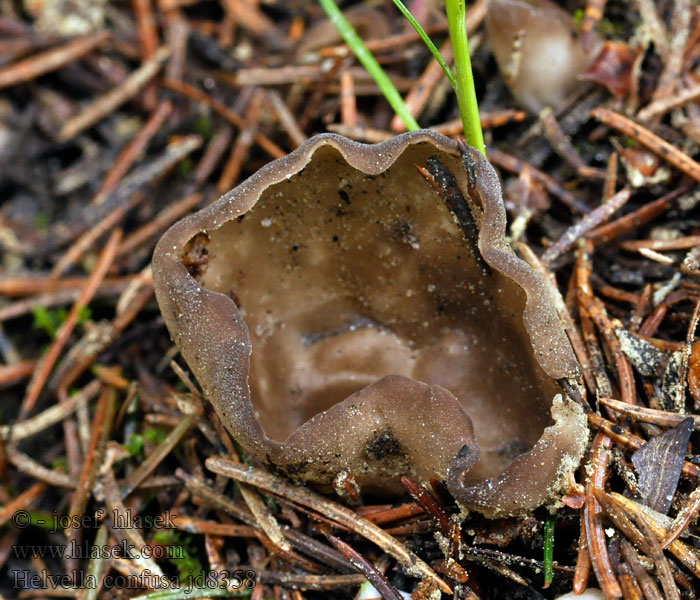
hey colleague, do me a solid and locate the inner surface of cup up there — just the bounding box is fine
[196,143,559,482]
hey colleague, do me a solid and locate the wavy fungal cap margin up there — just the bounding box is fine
[152,130,586,516]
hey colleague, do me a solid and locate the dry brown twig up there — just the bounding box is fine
[205,457,452,595]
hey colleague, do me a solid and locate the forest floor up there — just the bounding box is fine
[1,0,700,599]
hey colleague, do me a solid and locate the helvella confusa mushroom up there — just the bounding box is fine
[153,131,588,517]
[486,0,601,113]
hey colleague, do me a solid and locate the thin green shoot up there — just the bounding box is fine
[543,515,555,587]
[317,0,419,131]
[389,0,456,90]
[318,0,485,154]
[444,0,485,155]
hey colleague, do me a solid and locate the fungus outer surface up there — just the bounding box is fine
[153,130,587,517]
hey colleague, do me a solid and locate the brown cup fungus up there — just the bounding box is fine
[486,0,601,113]
[153,131,588,517]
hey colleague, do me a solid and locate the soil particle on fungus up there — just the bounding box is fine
[365,430,403,460]
[181,232,210,280]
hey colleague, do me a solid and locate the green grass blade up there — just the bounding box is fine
[389,0,457,90]
[543,515,555,587]
[444,0,485,155]
[317,0,420,131]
